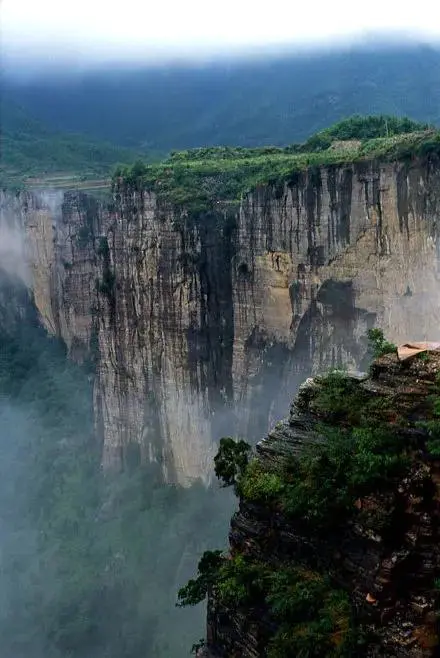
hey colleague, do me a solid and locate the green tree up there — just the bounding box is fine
[214,437,251,488]
[177,550,224,607]
[366,328,397,358]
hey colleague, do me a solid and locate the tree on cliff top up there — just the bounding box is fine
[304,115,432,151]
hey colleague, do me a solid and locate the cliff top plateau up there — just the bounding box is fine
[113,116,440,212]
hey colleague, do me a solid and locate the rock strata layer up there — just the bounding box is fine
[205,351,440,657]
[1,155,440,481]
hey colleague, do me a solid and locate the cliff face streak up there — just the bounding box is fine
[1,157,440,482]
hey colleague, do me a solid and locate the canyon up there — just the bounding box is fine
[1,154,440,483]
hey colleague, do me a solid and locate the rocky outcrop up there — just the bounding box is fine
[1,155,440,483]
[205,351,440,657]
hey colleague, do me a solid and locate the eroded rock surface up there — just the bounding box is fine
[1,156,440,482]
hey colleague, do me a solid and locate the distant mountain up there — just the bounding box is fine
[0,100,143,184]
[3,43,440,154]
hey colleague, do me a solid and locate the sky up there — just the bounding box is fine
[2,0,440,68]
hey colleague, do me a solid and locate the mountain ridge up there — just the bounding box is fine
[3,44,440,153]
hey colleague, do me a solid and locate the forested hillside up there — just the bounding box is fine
[0,100,143,185]
[3,44,440,153]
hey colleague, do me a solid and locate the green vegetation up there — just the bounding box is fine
[179,328,438,656]
[178,553,359,657]
[366,328,397,359]
[0,100,144,187]
[113,117,440,213]
[177,550,224,607]
[239,459,285,502]
[0,277,232,658]
[303,115,431,151]
[239,421,406,528]
[266,568,358,658]
[214,436,251,488]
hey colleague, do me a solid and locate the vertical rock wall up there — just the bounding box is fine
[1,156,440,483]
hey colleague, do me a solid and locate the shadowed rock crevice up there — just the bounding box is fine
[2,154,440,482]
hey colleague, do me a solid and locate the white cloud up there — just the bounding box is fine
[2,0,440,65]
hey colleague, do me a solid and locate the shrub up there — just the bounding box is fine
[238,459,285,503]
[267,568,357,658]
[214,437,251,488]
[367,328,397,358]
[310,370,367,424]
[176,550,224,607]
[216,554,268,607]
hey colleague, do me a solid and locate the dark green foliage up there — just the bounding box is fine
[216,554,270,607]
[310,370,368,423]
[267,569,357,658]
[214,436,251,488]
[240,422,406,528]
[181,553,358,657]
[280,425,406,526]
[367,328,397,358]
[177,550,224,607]
[178,553,264,610]
[238,459,285,502]
[113,160,149,189]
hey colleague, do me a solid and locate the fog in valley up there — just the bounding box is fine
[2,0,440,654]
[0,257,235,657]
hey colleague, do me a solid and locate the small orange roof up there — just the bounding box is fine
[397,342,440,361]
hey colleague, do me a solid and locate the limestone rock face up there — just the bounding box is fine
[1,156,440,483]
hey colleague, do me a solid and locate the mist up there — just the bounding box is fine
[3,31,440,82]
[4,41,440,156]
[0,259,235,657]
[0,224,29,286]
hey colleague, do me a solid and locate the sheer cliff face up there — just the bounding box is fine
[2,156,440,482]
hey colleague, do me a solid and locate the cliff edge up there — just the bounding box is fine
[182,340,440,656]
[2,125,440,483]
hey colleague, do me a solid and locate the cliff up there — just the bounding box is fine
[194,347,440,657]
[2,146,440,483]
